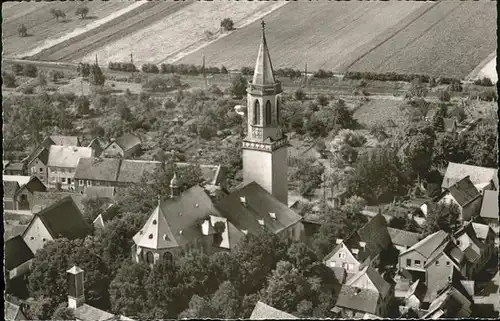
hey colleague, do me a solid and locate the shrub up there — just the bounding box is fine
[438,89,451,102]
[339,129,367,147]
[240,66,253,76]
[294,88,306,101]
[108,62,137,72]
[313,69,333,78]
[18,24,28,37]
[474,77,493,87]
[221,18,235,31]
[11,64,23,75]
[23,64,38,78]
[141,63,159,74]
[2,72,17,88]
[76,96,90,115]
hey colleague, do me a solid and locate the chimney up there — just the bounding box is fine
[359,241,366,250]
[240,196,247,206]
[352,248,359,257]
[258,219,265,226]
[67,266,85,309]
[269,212,276,220]
[336,238,343,245]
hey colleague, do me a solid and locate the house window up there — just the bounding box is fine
[406,259,411,266]
[253,100,260,125]
[31,166,36,173]
[265,100,272,125]
[339,252,346,259]
[163,252,173,264]
[446,261,450,266]
[87,180,92,186]
[276,99,280,122]
[39,168,44,173]
[79,180,84,186]
[146,251,154,264]
[457,240,461,245]
[61,178,66,183]
[348,263,354,271]
[342,262,348,270]
[415,260,421,267]
[329,261,336,268]
[61,168,66,173]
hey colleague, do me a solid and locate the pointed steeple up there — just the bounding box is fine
[252,20,276,86]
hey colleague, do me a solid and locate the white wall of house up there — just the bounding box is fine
[8,259,32,280]
[324,243,360,277]
[48,166,76,190]
[23,217,53,254]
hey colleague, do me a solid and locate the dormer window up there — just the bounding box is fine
[269,212,276,220]
[163,234,170,241]
[179,230,183,235]
[148,234,153,239]
[258,219,264,226]
[152,219,157,225]
[242,230,248,235]
[195,204,199,208]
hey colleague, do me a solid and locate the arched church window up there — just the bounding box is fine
[146,251,154,264]
[254,100,260,125]
[265,100,272,125]
[163,252,173,264]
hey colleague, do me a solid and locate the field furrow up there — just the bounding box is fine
[177,1,426,71]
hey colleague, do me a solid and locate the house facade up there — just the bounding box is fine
[102,133,141,159]
[3,176,47,211]
[47,145,94,190]
[438,176,483,221]
[26,147,50,184]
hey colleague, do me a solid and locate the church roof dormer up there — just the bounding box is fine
[252,20,276,86]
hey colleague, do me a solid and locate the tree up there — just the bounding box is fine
[406,78,428,100]
[18,24,28,37]
[81,196,110,225]
[75,6,89,19]
[438,89,451,102]
[179,295,218,319]
[52,302,76,320]
[50,8,66,22]
[211,281,241,319]
[295,88,306,101]
[142,262,178,319]
[259,260,310,313]
[388,215,422,234]
[77,63,91,79]
[230,74,247,98]
[89,64,105,87]
[339,129,367,147]
[23,64,38,78]
[76,96,90,115]
[432,133,469,167]
[220,18,235,31]
[2,72,16,88]
[315,94,329,107]
[291,158,324,198]
[327,99,355,129]
[28,238,111,315]
[402,123,436,179]
[25,296,55,320]
[423,202,460,235]
[109,263,149,317]
[464,123,498,168]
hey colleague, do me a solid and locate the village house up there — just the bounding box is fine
[421,282,473,319]
[132,180,241,265]
[102,133,141,158]
[25,146,50,184]
[323,213,392,280]
[47,145,94,190]
[453,222,495,278]
[3,175,47,211]
[5,235,35,282]
[441,162,498,192]
[250,301,298,319]
[436,176,483,221]
[398,230,468,302]
[23,196,91,254]
[3,160,27,176]
[87,136,109,158]
[73,157,227,193]
[83,186,117,200]
[394,279,426,311]
[479,190,499,232]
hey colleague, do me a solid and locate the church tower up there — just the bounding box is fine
[242,20,288,205]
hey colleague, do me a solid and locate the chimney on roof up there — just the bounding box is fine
[359,241,366,250]
[67,266,85,309]
[240,196,247,206]
[269,212,276,220]
[258,219,265,226]
[336,238,343,245]
[352,248,359,257]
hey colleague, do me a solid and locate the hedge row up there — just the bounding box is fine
[344,71,461,84]
[108,62,137,72]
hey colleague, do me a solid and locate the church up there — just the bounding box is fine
[132,21,304,265]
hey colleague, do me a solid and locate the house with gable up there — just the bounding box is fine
[323,213,391,280]
[87,136,109,158]
[102,133,141,158]
[453,222,495,277]
[441,162,498,192]
[23,196,92,254]
[3,161,27,176]
[132,179,243,265]
[47,145,94,190]
[4,296,28,321]
[437,176,483,221]
[25,145,50,184]
[421,282,473,319]
[5,235,34,282]
[3,175,47,211]
[4,180,21,211]
[387,227,422,253]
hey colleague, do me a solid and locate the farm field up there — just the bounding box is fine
[30,1,193,62]
[2,0,132,57]
[353,99,408,129]
[79,0,287,66]
[177,1,427,70]
[346,0,497,78]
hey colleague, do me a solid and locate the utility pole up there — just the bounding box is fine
[130,53,133,64]
[202,54,207,89]
[95,54,98,66]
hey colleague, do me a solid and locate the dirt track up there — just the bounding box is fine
[31,1,192,62]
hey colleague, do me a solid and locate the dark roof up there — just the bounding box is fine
[73,303,115,321]
[19,176,47,194]
[25,196,91,239]
[447,176,481,207]
[250,301,297,319]
[4,235,34,271]
[387,227,422,248]
[4,181,20,198]
[134,185,222,248]
[329,266,347,283]
[75,158,121,181]
[114,133,141,152]
[5,162,25,171]
[347,266,391,299]
[480,190,498,219]
[31,191,85,214]
[335,285,380,314]
[215,181,302,235]
[26,146,50,166]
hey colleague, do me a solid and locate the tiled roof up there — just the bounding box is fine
[5,235,34,271]
[346,266,392,299]
[215,181,302,235]
[116,160,162,183]
[26,146,50,166]
[447,176,481,207]
[250,301,297,320]
[75,158,121,181]
[480,190,498,219]
[402,230,449,259]
[31,191,85,214]
[84,186,116,199]
[3,181,20,198]
[73,303,115,321]
[134,186,222,248]
[4,300,23,320]
[387,227,422,248]
[5,162,25,171]
[471,222,491,240]
[335,285,380,315]
[50,135,80,146]
[442,162,498,190]
[47,145,93,168]
[329,266,347,283]
[16,176,47,194]
[25,196,91,239]
[114,133,141,152]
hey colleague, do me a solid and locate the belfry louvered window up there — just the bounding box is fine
[265,100,272,125]
[254,100,260,125]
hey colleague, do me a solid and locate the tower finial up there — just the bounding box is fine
[158,194,161,206]
[261,19,265,31]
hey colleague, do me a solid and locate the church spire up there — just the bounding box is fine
[252,20,276,86]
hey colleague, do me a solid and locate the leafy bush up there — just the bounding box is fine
[313,69,333,78]
[2,72,17,88]
[339,129,367,147]
[142,75,182,92]
[474,77,493,87]
[141,63,159,74]
[108,62,137,72]
[11,64,23,75]
[23,64,38,78]
[438,89,451,102]
[221,18,235,31]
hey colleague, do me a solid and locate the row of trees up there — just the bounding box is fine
[50,6,89,22]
